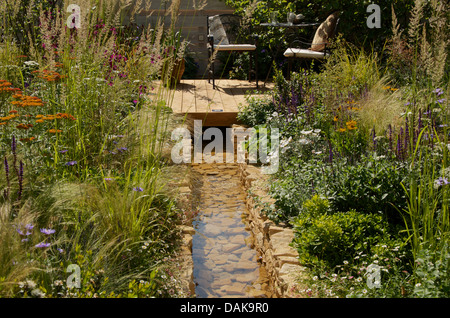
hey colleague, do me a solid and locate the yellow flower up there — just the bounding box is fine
[333,115,339,122]
[338,128,346,132]
[346,120,357,130]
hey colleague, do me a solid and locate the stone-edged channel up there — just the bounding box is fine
[190,159,271,298]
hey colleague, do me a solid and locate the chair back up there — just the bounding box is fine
[207,14,250,45]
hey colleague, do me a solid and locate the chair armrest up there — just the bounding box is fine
[287,38,313,49]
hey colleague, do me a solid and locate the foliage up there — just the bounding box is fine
[413,242,450,297]
[324,154,410,226]
[237,0,449,297]
[0,0,190,298]
[292,195,392,268]
[238,95,276,127]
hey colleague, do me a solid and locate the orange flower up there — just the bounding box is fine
[35,69,67,82]
[11,95,44,108]
[0,122,7,126]
[9,110,18,114]
[16,123,31,130]
[20,137,35,142]
[56,113,76,120]
[0,80,21,95]
[1,114,19,121]
[48,129,63,133]
[35,119,44,123]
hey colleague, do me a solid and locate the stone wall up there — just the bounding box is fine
[238,163,306,298]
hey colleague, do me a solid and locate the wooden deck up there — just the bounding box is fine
[165,79,274,126]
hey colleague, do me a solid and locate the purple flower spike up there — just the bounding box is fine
[11,136,16,154]
[65,161,77,166]
[40,228,56,235]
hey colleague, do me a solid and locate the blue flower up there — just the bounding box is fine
[40,228,56,235]
[35,242,51,248]
[435,177,450,187]
[59,150,68,154]
[133,187,144,192]
[433,88,444,96]
[16,227,32,236]
[65,161,77,166]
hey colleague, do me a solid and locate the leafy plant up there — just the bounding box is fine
[324,154,410,226]
[292,207,391,269]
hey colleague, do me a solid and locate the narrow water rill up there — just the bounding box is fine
[190,130,271,298]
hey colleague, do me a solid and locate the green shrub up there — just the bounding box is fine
[268,157,328,223]
[238,95,276,127]
[324,154,410,226]
[292,207,390,269]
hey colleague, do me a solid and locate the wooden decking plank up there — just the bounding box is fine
[179,79,196,113]
[217,83,238,112]
[195,79,214,113]
[223,79,246,112]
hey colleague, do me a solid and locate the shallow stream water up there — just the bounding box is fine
[191,161,270,298]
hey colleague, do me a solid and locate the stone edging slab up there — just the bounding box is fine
[237,163,307,298]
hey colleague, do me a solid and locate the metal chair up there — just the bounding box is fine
[207,14,259,89]
[283,11,341,79]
